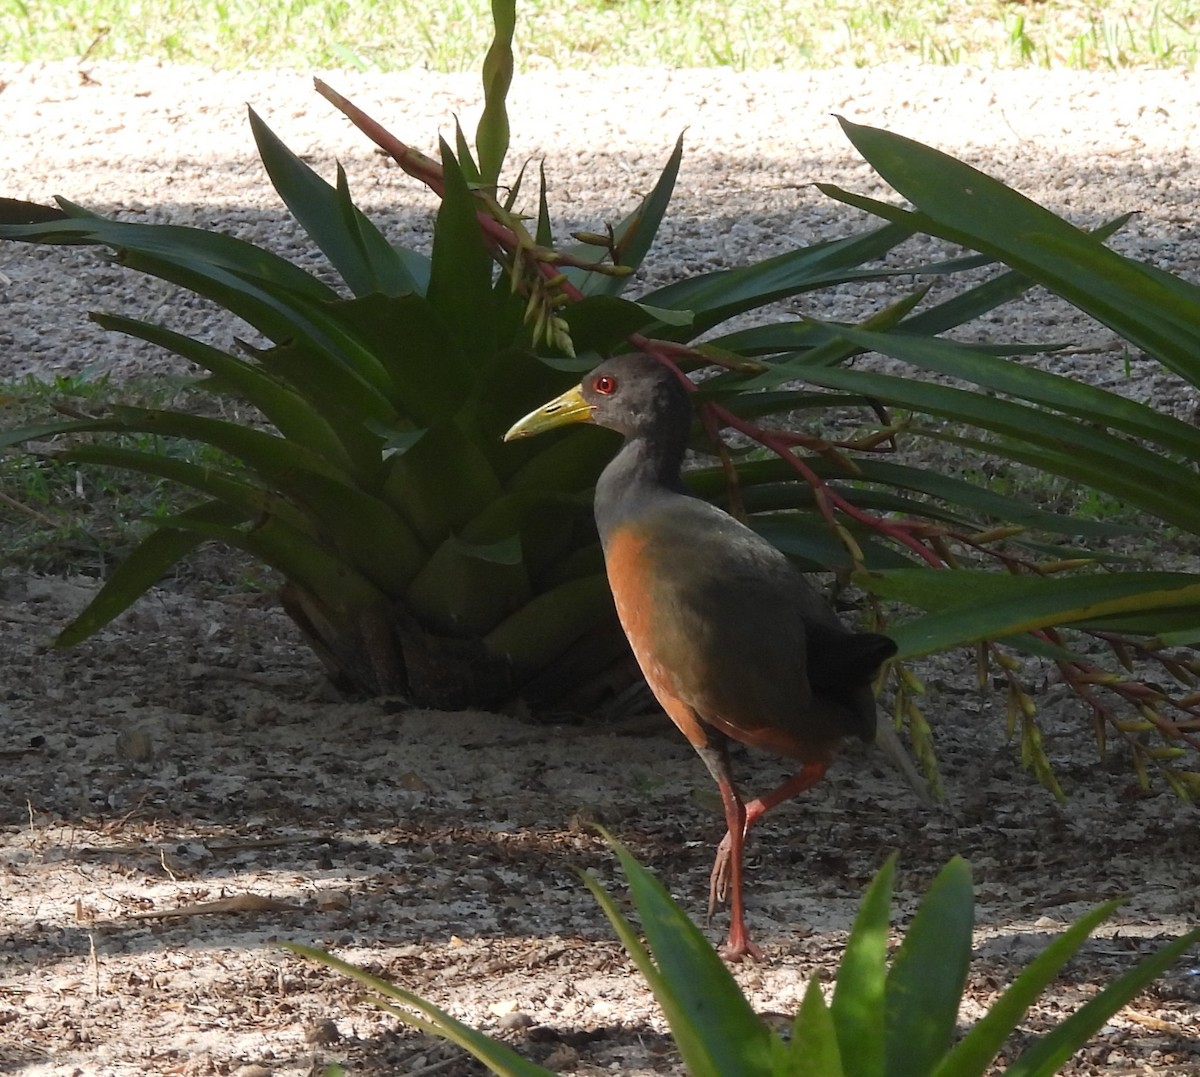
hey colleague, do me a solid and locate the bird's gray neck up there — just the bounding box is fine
[594,434,687,545]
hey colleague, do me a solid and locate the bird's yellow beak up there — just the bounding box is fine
[503,384,594,441]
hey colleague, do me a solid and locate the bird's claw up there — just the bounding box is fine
[719,933,765,963]
[708,830,735,916]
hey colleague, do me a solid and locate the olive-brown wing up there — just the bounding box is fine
[605,498,863,760]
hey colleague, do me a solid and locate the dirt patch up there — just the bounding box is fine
[3,573,1199,1076]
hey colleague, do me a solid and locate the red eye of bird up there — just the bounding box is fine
[593,374,618,395]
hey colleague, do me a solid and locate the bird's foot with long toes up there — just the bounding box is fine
[708,831,736,916]
[719,928,765,963]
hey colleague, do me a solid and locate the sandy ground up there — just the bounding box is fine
[2,60,1200,1076]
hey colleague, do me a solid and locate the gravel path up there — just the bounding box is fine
[2,60,1200,1077]
[3,61,1199,379]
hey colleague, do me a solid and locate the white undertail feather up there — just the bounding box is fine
[873,717,937,807]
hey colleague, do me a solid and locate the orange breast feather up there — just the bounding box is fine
[604,525,713,750]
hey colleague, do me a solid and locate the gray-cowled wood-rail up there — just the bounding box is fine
[505,351,919,961]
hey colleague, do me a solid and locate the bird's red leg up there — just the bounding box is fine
[709,760,829,911]
[694,740,763,962]
[637,689,765,960]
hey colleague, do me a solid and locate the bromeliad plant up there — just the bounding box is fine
[0,1,1016,712]
[288,838,1200,1076]
[0,109,632,709]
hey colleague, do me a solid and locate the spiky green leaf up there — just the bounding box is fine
[428,139,497,361]
[562,136,685,297]
[812,322,1200,459]
[931,901,1122,1077]
[584,833,776,1077]
[285,943,555,1077]
[90,312,355,470]
[638,223,910,338]
[861,569,1200,657]
[829,853,895,1077]
[787,365,1200,534]
[1004,926,1200,1077]
[884,857,974,1077]
[55,501,250,647]
[249,107,422,297]
[830,118,1200,385]
[791,977,846,1076]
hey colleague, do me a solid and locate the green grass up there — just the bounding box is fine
[1,0,1197,71]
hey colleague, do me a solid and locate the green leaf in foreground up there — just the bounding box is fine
[586,831,778,1077]
[829,852,894,1076]
[287,842,1199,1077]
[283,943,554,1077]
[885,857,974,1077]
